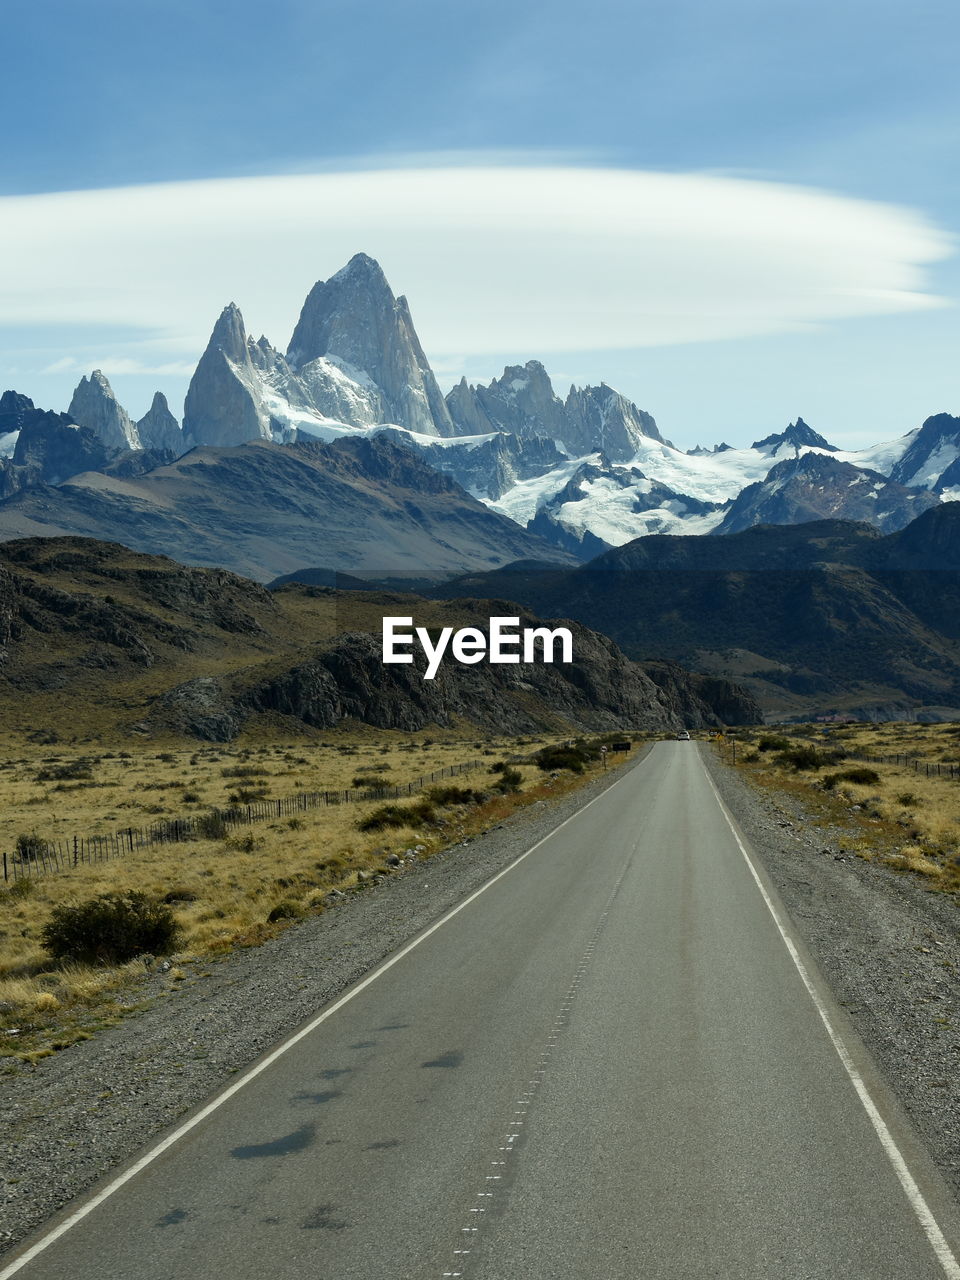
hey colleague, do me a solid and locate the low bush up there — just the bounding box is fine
[352,775,392,790]
[428,785,486,806]
[535,745,587,773]
[821,766,881,790]
[15,832,47,862]
[358,801,436,832]
[41,892,180,965]
[266,900,304,923]
[195,811,228,840]
[757,735,791,752]
[34,760,93,783]
[774,745,846,772]
[493,767,522,793]
[837,767,880,786]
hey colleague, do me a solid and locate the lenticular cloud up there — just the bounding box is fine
[0,164,950,356]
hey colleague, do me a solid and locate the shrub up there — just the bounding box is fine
[267,900,304,923]
[34,760,93,783]
[358,801,436,832]
[896,792,920,807]
[428,786,486,806]
[821,766,880,790]
[837,767,880,787]
[228,787,270,804]
[758,735,791,752]
[41,892,180,965]
[534,745,588,774]
[195,811,228,840]
[226,832,262,853]
[15,832,47,862]
[774,745,846,772]
[352,774,392,790]
[493,768,522,793]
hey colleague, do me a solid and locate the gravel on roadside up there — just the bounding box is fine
[702,745,960,1201]
[0,751,645,1258]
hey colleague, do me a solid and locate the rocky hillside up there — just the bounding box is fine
[0,537,760,741]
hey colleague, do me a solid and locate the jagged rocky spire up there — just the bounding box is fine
[287,253,454,437]
[137,391,184,455]
[68,370,141,453]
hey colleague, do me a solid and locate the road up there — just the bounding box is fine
[6,742,960,1279]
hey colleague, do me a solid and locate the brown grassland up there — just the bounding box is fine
[724,720,960,893]
[0,728,642,1065]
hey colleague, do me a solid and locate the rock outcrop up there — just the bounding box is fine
[714,452,938,535]
[0,400,109,499]
[445,360,664,461]
[68,371,141,453]
[136,392,184,455]
[287,253,455,437]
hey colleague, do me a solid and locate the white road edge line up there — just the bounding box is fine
[0,749,646,1279]
[701,755,960,1280]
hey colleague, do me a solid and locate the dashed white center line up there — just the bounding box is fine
[438,855,632,1276]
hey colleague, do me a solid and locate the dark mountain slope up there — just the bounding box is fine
[427,510,960,721]
[0,537,758,740]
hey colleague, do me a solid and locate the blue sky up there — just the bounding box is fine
[2,0,959,448]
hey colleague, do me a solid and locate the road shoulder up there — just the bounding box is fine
[702,744,960,1202]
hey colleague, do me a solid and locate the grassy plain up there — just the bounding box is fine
[0,729,641,1062]
[723,721,960,893]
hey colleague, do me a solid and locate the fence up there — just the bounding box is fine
[2,757,493,884]
[848,751,960,780]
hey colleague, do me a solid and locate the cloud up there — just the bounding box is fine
[40,355,198,376]
[0,165,951,363]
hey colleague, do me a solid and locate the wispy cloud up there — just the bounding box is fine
[0,164,951,366]
[40,355,197,376]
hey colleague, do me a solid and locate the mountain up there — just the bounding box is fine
[0,435,575,581]
[0,398,109,499]
[136,391,184,454]
[427,509,960,722]
[751,417,838,454]
[3,255,959,567]
[887,413,960,490]
[713,451,938,535]
[287,252,455,436]
[445,360,664,461]
[0,537,760,741]
[183,254,455,448]
[68,370,142,453]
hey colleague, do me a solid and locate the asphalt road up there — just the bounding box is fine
[7,743,960,1279]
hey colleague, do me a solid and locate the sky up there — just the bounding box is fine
[2,0,959,450]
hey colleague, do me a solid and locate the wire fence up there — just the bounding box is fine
[2,757,493,884]
[847,751,960,780]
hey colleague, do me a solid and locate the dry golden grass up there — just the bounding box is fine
[726,722,960,894]
[0,731,642,1062]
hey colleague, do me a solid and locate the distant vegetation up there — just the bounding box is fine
[724,720,960,893]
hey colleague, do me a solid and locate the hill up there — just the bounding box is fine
[0,537,759,741]
[429,509,960,722]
